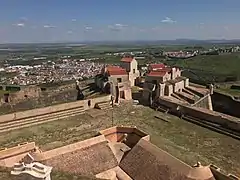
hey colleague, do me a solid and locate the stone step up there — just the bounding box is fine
[0,108,85,131]
[95,101,112,110]
[183,88,197,97]
[186,86,205,97]
[175,92,195,104]
[0,110,85,133]
[171,93,188,104]
[0,107,85,127]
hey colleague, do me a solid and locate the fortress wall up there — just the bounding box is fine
[158,97,240,131]
[212,91,240,118]
[36,135,106,161]
[192,94,212,110]
[0,153,28,167]
[100,126,149,147]
[0,142,35,160]
[210,165,240,180]
[0,142,36,167]
[0,95,111,123]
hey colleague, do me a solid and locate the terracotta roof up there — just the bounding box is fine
[120,139,191,180]
[147,70,168,77]
[121,57,134,63]
[150,64,166,69]
[106,66,128,76]
[42,141,118,176]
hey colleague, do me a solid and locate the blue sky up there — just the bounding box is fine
[0,0,240,43]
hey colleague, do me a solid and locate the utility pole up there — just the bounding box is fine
[111,95,114,126]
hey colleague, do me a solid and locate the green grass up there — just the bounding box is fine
[0,167,97,180]
[1,103,240,176]
[168,53,240,76]
[215,88,240,97]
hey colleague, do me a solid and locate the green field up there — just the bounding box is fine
[0,102,240,178]
[166,53,240,84]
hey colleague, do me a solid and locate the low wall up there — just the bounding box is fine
[0,142,36,167]
[210,165,240,180]
[212,91,240,118]
[34,135,106,161]
[99,126,150,148]
[0,95,111,123]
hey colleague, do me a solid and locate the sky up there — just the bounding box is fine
[0,0,240,43]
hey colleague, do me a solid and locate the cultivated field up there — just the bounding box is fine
[0,102,240,178]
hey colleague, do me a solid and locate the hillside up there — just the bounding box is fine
[167,53,240,84]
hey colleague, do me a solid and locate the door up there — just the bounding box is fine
[120,91,125,99]
[115,86,119,103]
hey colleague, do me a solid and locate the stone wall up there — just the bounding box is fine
[212,91,240,118]
[173,80,185,92]
[0,95,111,123]
[35,135,106,161]
[99,126,150,148]
[158,97,240,132]
[192,94,212,110]
[0,142,36,167]
[210,165,240,180]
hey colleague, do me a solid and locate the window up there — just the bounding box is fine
[88,100,91,107]
[117,78,122,83]
[133,69,136,73]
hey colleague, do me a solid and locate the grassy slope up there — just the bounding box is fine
[0,103,240,176]
[168,53,240,76]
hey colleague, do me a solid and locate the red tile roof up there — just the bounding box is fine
[149,64,166,69]
[106,66,128,76]
[147,70,168,77]
[121,57,134,63]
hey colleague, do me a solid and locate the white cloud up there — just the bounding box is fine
[85,26,93,30]
[161,17,176,23]
[71,19,77,22]
[67,30,73,34]
[14,23,25,27]
[43,25,56,28]
[115,23,127,27]
[108,23,128,31]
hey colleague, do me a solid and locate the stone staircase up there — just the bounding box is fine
[175,92,195,104]
[183,88,197,96]
[0,106,85,133]
[95,101,112,110]
[185,86,205,97]
[171,93,189,104]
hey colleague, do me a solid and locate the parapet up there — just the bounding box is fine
[99,126,150,148]
[210,164,240,180]
[0,142,36,160]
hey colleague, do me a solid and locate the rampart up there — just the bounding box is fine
[210,165,240,180]
[158,97,240,132]
[212,91,240,118]
[99,126,150,148]
[0,142,36,167]
[34,135,107,161]
[0,95,111,123]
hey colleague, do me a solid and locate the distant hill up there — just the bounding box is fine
[1,39,240,48]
